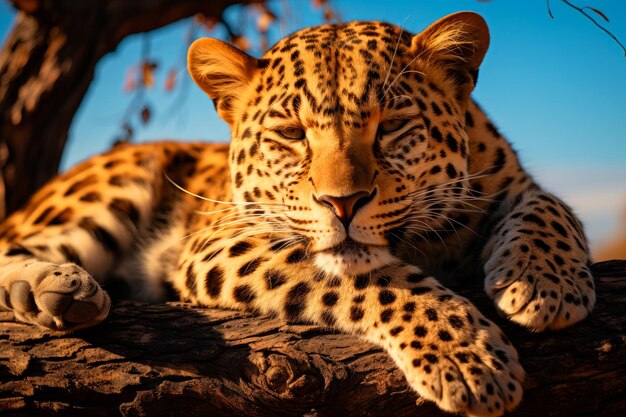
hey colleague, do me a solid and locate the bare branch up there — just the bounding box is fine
[1,270,626,416]
[548,0,626,56]
[546,0,554,19]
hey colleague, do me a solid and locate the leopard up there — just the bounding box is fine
[0,12,595,417]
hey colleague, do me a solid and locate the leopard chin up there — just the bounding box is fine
[314,243,399,277]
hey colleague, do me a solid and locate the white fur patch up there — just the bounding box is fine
[314,246,398,276]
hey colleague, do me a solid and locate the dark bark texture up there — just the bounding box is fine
[0,0,252,218]
[1,265,625,417]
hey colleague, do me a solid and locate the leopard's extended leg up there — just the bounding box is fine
[0,142,210,331]
[483,187,595,331]
[176,234,524,417]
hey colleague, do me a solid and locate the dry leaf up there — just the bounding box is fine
[232,36,251,51]
[164,68,177,92]
[257,10,276,32]
[13,0,40,13]
[141,61,158,88]
[140,106,151,124]
[141,63,153,88]
[323,7,335,22]
[586,7,610,22]
[196,15,218,32]
[123,66,137,92]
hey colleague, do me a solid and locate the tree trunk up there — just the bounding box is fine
[1,264,625,417]
[0,0,253,219]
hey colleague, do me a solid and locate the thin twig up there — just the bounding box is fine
[547,0,554,19]
[547,0,626,56]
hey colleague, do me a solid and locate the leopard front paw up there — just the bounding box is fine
[395,305,524,416]
[484,241,595,331]
[0,262,110,331]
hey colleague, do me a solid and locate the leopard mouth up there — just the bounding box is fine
[313,240,398,276]
[318,237,383,255]
[331,238,366,251]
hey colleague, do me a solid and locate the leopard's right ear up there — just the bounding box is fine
[188,38,258,124]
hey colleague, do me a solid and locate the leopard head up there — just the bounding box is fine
[188,12,489,276]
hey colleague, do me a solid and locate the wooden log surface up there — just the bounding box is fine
[1,262,625,417]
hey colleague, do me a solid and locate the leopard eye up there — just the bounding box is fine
[276,126,306,140]
[379,118,407,134]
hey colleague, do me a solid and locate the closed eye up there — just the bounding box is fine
[275,126,306,140]
[379,118,408,134]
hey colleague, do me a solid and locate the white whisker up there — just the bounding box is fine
[382,18,409,93]
[164,172,286,208]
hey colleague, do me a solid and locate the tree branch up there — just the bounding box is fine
[547,0,626,56]
[0,0,256,218]
[1,272,625,416]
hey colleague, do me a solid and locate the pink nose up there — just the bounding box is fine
[316,190,376,227]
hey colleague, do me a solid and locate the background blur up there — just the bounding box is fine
[0,0,624,252]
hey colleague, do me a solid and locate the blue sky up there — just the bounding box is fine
[1,0,625,249]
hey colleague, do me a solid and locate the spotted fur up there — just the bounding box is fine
[0,13,595,417]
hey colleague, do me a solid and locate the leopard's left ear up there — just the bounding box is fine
[411,12,490,99]
[188,38,259,124]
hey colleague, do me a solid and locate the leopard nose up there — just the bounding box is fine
[315,189,377,228]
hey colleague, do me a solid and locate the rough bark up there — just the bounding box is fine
[0,0,254,218]
[1,264,625,417]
